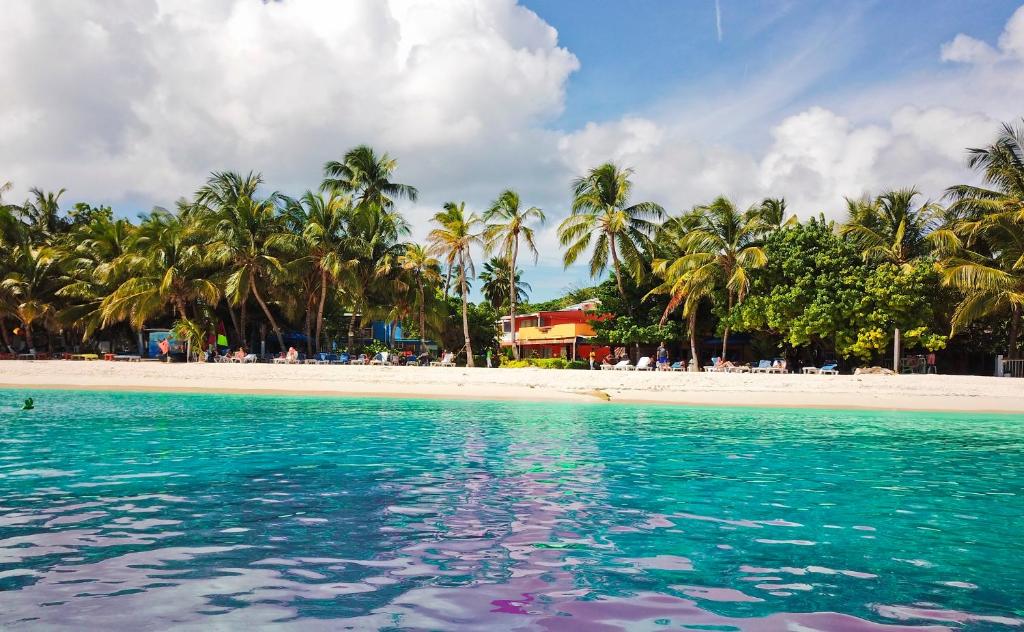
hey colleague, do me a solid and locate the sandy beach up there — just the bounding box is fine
[0,360,1020,413]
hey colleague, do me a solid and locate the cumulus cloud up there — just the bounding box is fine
[0,0,578,217]
[2,1,1023,297]
[942,4,1024,63]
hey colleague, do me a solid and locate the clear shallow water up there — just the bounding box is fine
[0,390,1022,631]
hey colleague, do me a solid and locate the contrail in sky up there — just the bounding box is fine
[715,0,723,41]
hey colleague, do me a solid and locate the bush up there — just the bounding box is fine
[498,357,587,369]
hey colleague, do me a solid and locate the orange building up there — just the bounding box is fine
[498,299,610,361]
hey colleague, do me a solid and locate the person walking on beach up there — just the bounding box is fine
[589,349,596,370]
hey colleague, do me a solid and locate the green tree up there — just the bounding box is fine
[101,211,219,334]
[283,191,354,351]
[398,243,442,354]
[429,201,483,366]
[1,243,59,352]
[321,145,418,211]
[940,118,1024,357]
[478,257,530,310]
[666,196,767,358]
[484,189,544,359]
[839,188,941,265]
[558,163,664,310]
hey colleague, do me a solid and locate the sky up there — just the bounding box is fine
[2,0,1023,300]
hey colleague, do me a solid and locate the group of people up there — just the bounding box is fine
[589,342,679,370]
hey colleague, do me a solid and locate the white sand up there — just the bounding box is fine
[0,360,1021,413]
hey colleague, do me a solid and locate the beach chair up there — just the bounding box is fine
[750,360,772,373]
[669,361,686,371]
[726,363,751,373]
[632,357,654,371]
[767,360,787,374]
[802,362,838,375]
[430,352,456,367]
[243,353,259,363]
[334,353,350,365]
[369,351,389,365]
[703,357,723,372]
[350,353,368,365]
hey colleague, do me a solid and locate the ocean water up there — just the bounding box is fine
[0,390,1022,631]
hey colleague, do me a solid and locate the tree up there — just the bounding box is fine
[199,172,291,351]
[283,191,354,352]
[839,188,941,265]
[484,189,544,359]
[1,243,59,352]
[668,196,767,358]
[321,145,418,211]
[398,243,442,354]
[751,197,797,229]
[429,201,483,366]
[940,119,1024,357]
[101,211,219,333]
[19,188,68,243]
[479,257,530,310]
[558,163,664,311]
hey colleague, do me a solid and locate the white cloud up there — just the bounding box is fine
[0,0,578,214]
[943,5,1024,63]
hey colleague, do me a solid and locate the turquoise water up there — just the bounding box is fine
[0,390,1022,630]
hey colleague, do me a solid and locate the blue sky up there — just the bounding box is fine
[2,0,1023,301]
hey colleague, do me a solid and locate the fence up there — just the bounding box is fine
[1000,356,1024,378]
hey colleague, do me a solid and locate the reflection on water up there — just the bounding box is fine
[0,390,1022,630]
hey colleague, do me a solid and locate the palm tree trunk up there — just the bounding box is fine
[418,280,426,355]
[315,269,328,352]
[509,237,520,360]
[1010,304,1022,359]
[689,309,699,372]
[240,300,248,350]
[460,250,474,367]
[608,231,632,316]
[347,301,358,353]
[721,292,733,359]
[250,277,285,351]
[226,302,241,347]
[443,263,453,299]
[1,318,14,353]
[24,321,34,353]
[304,302,313,355]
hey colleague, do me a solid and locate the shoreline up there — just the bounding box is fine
[0,361,1022,414]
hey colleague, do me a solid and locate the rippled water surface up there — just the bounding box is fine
[1,390,1022,630]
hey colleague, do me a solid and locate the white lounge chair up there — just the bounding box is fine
[703,357,723,372]
[802,363,838,375]
[604,359,631,370]
[632,357,654,371]
[370,352,389,365]
[750,360,772,373]
[726,363,751,373]
[430,352,456,367]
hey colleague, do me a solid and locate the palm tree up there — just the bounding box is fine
[284,191,354,351]
[19,188,67,242]
[479,257,530,310]
[751,197,797,229]
[667,197,767,359]
[101,211,219,333]
[55,215,137,343]
[321,145,418,211]
[939,119,1024,357]
[398,243,442,354]
[429,201,483,366]
[839,188,941,265]
[1,242,59,352]
[558,163,664,311]
[484,189,544,359]
[338,203,410,352]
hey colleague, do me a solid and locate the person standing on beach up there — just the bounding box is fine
[656,342,669,370]
[486,348,493,368]
[589,350,596,370]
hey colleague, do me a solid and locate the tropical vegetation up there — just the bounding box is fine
[1,120,1023,372]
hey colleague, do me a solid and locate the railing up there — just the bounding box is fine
[1001,358,1024,378]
